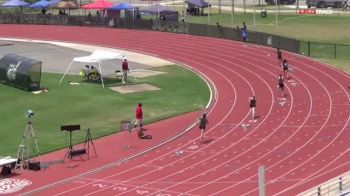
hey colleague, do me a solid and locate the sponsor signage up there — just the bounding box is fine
[298,9,333,15]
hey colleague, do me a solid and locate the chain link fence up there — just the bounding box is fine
[300,41,350,59]
[0,14,349,59]
[0,14,299,53]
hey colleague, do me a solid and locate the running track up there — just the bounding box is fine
[1,25,350,195]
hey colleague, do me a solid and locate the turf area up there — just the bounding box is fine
[186,12,350,44]
[185,11,350,70]
[0,65,210,157]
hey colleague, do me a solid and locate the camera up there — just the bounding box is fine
[26,109,34,118]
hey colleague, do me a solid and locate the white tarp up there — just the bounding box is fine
[59,50,124,88]
[73,50,124,63]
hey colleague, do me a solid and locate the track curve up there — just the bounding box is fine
[1,25,350,195]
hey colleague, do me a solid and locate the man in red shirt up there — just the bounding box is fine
[134,102,143,131]
[122,57,129,84]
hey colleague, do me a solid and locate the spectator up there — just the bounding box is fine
[180,11,185,22]
[89,66,100,81]
[41,8,46,15]
[241,27,248,43]
[216,22,221,28]
[242,21,247,30]
[121,57,129,84]
[261,9,267,17]
[84,65,91,80]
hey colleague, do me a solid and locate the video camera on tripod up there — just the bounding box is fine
[26,109,34,118]
[16,109,42,171]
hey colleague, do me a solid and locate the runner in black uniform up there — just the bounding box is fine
[277,48,282,65]
[278,74,285,98]
[249,96,256,120]
[282,59,289,79]
[199,112,208,141]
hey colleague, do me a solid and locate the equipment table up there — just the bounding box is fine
[0,157,17,175]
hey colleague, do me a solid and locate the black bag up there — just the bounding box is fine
[28,161,41,171]
[0,166,12,175]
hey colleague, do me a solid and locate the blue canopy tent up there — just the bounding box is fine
[185,0,209,8]
[107,3,138,26]
[140,4,176,14]
[1,0,29,7]
[140,4,178,21]
[108,2,134,10]
[185,0,209,16]
[2,0,29,14]
[29,0,60,8]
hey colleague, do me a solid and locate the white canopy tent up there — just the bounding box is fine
[59,50,124,88]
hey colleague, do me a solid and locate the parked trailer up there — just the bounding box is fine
[265,0,296,5]
[306,0,347,8]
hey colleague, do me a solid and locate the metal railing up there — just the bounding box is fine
[300,41,350,60]
[300,172,350,196]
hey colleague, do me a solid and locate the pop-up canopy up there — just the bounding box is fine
[185,0,209,8]
[59,50,124,88]
[1,0,30,7]
[82,0,112,10]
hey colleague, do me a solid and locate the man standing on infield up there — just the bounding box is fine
[134,102,143,130]
[122,57,129,84]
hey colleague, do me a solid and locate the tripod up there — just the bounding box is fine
[16,116,43,170]
[83,128,97,159]
[63,130,74,161]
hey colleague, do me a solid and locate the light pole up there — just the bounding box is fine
[253,0,256,29]
[208,0,211,33]
[275,0,278,31]
[244,0,246,14]
[231,0,234,27]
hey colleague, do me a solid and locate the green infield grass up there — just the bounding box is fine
[0,65,210,157]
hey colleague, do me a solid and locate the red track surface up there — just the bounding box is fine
[1,25,350,196]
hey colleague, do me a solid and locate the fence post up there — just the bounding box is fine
[334,44,337,59]
[339,177,343,191]
[308,42,311,57]
[258,166,265,196]
[317,187,321,196]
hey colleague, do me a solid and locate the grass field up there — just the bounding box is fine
[0,65,210,157]
[186,12,350,44]
[185,11,350,71]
